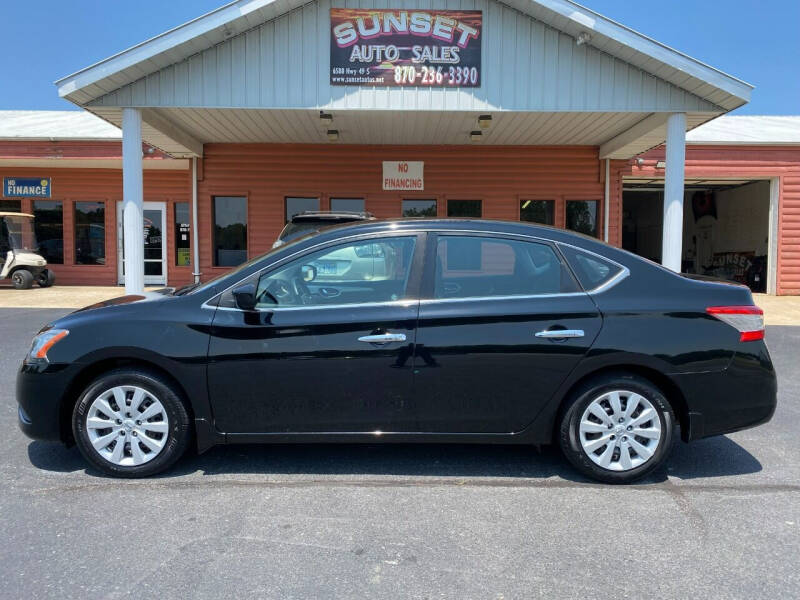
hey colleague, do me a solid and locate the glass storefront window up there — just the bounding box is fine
[330,198,365,213]
[213,196,247,267]
[520,200,554,225]
[447,200,482,217]
[402,199,437,217]
[33,200,63,264]
[174,202,191,266]
[0,200,21,212]
[285,197,319,222]
[74,201,105,265]
[566,200,599,237]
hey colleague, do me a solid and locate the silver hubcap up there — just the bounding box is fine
[86,385,169,466]
[578,390,662,472]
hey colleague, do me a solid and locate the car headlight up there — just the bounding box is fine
[27,328,69,362]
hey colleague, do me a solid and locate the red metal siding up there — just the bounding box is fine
[197,143,607,279]
[626,145,800,295]
[0,166,192,286]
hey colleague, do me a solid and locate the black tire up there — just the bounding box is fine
[558,372,675,484]
[11,269,34,290]
[72,368,192,478]
[37,269,56,287]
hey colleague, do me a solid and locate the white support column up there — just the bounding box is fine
[603,159,610,243]
[122,108,144,294]
[191,157,201,284]
[662,112,687,272]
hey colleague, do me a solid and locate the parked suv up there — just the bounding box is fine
[273,210,375,248]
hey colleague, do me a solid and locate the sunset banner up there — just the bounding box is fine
[330,9,482,87]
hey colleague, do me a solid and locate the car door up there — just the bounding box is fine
[207,233,424,434]
[413,233,603,433]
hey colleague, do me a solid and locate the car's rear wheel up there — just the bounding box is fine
[72,368,191,477]
[558,373,675,484]
[37,269,55,287]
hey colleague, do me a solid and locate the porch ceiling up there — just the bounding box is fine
[89,107,711,150]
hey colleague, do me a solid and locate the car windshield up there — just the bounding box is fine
[1,216,38,251]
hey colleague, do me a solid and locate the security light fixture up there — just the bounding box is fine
[655,160,666,169]
[576,32,592,46]
[327,129,339,142]
[478,115,492,129]
[320,112,333,126]
[470,130,482,142]
[635,157,645,167]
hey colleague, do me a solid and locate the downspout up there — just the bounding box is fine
[603,159,610,243]
[191,157,201,283]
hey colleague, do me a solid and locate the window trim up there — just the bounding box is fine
[211,195,249,268]
[173,201,191,267]
[556,240,630,294]
[284,195,321,223]
[327,195,367,213]
[73,199,107,266]
[32,199,64,265]
[563,197,602,239]
[205,231,428,312]
[421,231,581,301]
[401,196,440,218]
[518,197,557,226]
[445,197,483,218]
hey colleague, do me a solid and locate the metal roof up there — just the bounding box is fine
[686,116,800,145]
[0,110,121,141]
[55,0,752,112]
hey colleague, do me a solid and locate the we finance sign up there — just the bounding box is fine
[4,177,51,198]
[330,9,482,87]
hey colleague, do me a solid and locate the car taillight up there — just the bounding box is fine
[706,306,764,342]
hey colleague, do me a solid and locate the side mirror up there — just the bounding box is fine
[301,264,317,282]
[232,283,258,311]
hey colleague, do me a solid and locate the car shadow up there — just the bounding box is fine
[27,434,762,484]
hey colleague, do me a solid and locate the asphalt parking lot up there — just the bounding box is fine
[1,307,798,599]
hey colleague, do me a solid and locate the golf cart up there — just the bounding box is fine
[0,212,55,289]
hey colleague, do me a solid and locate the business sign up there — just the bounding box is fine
[4,177,51,198]
[331,9,482,87]
[383,161,424,191]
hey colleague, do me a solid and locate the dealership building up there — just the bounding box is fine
[1,0,798,294]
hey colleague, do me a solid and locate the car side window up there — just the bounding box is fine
[559,244,624,290]
[255,236,417,308]
[434,236,578,299]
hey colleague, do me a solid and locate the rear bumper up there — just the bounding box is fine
[673,344,777,442]
[16,362,75,443]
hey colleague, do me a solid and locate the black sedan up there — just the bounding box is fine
[17,219,776,483]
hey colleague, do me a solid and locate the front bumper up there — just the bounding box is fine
[16,361,76,443]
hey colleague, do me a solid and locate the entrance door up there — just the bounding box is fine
[117,201,167,285]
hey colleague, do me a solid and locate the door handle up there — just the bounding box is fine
[535,329,585,339]
[358,333,407,344]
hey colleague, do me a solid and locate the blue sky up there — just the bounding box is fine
[0,0,797,114]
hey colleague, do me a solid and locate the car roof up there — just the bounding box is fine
[311,217,596,245]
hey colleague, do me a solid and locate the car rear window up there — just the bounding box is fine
[434,236,579,299]
[559,245,624,291]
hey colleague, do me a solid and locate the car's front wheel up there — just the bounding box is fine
[559,373,675,484]
[11,269,33,289]
[72,368,191,477]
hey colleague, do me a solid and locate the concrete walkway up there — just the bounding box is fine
[0,285,798,325]
[0,285,165,309]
